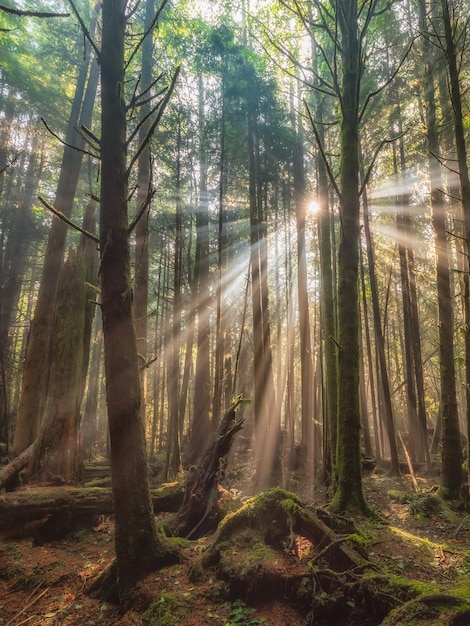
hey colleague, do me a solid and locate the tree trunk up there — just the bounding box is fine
[419,0,462,498]
[293,137,314,473]
[13,10,100,455]
[190,75,211,463]
[330,0,371,515]
[440,0,468,493]
[134,0,154,388]
[99,0,179,604]
[361,168,400,475]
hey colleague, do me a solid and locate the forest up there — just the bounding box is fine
[1,0,470,624]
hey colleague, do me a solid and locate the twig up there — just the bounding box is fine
[5,582,49,626]
[38,196,100,243]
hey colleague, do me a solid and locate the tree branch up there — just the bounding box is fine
[128,188,155,233]
[38,196,100,243]
[359,133,405,197]
[358,38,415,125]
[41,118,99,160]
[66,0,101,61]
[0,5,69,17]
[304,101,341,199]
[126,66,181,177]
[125,0,169,70]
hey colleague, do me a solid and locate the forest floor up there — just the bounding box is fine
[1,470,470,625]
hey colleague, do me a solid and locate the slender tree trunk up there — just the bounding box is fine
[293,138,314,471]
[134,0,154,385]
[361,165,400,475]
[190,76,211,463]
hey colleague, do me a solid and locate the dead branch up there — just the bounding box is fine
[0,5,69,17]
[66,0,100,60]
[126,66,181,177]
[125,0,170,70]
[41,118,99,160]
[38,196,100,244]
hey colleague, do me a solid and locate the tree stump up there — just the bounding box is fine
[168,395,247,538]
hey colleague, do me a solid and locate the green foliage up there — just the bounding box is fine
[225,599,265,625]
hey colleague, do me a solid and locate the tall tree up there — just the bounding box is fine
[99,0,179,603]
[439,0,468,494]
[189,74,212,463]
[13,5,100,455]
[418,0,462,499]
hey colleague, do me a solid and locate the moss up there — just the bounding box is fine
[142,591,190,625]
[166,536,192,550]
[387,490,411,504]
[218,528,275,579]
[346,532,370,552]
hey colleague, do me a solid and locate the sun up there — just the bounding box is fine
[307,199,320,214]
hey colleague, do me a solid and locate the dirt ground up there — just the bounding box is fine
[1,471,470,626]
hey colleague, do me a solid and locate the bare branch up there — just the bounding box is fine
[304,101,341,199]
[128,189,155,233]
[126,88,168,144]
[0,150,23,176]
[127,72,164,110]
[358,38,415,125]
[359,133,405,196]
[0,5,69,17]
[125,0,169,70]
[41,118,99,160]
[38,196,100,243]
[80,124,101,149]
[126,66,181,177]
[66,0,100,60]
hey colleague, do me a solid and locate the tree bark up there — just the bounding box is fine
[99,0,179,604]
[419,0,462,498]
[13,9,100,455]
[330,0,371,515]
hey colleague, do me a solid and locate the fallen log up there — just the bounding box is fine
[0,482,185,542]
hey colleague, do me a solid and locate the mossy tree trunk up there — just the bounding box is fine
[329,0,371,515]
[99,0,179,604]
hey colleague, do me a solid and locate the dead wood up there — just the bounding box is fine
[167,395,247,539]
[0,443,35,490]
[0,482,184,541]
